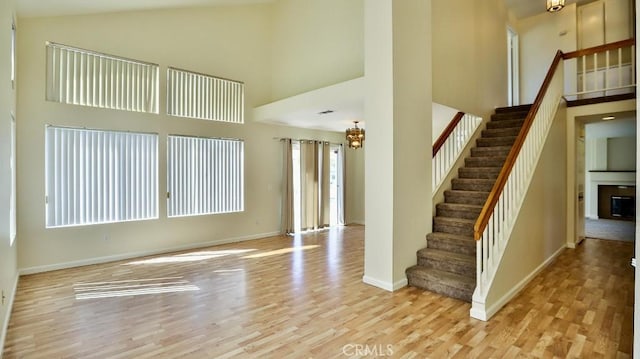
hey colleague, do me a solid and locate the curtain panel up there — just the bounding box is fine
[281,139,333,234]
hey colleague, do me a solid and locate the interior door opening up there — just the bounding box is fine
[507,27,519,107]
[291,141,344,234]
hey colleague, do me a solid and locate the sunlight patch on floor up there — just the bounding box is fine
[242,245,320,259]
[124,249,256,265]
[73,277,199,300]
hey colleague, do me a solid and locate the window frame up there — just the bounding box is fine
[167,134,245,218]
[45,126,159,228]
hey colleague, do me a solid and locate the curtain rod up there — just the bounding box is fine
[273,137,344,146]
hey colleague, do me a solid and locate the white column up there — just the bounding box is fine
[363,0,432,291]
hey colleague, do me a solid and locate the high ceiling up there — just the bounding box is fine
[18,0,598,19]
[505,0,595,19]
[17,0,274,18]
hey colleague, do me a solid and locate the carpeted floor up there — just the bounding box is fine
[585,218,636,242]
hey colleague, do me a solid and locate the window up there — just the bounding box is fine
[167,67,244,123]
[167,135,244,217]
[10,19,16,89]
[9,113,16,245]
[45,126,158,228]
[46,42,159,113]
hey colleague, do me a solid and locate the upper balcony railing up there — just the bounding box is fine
[563,38,636,101]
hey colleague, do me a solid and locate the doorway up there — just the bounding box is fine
[291,141,344,233]
[507,27,519,107]
[572,111,637,245]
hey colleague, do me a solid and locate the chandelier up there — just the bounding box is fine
[546,0,565,12]
[345,121,365,149]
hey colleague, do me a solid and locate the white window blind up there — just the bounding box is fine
[46,42,159,113]
[45,126,158,228]
[167,135,244,217]
[167,67,244,123]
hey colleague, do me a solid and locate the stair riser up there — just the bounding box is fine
[464,158,506,168]
[471,148,512,158]
[458,168,500,179]
[490,111,529,121]
[451,179,495,192]
[486,119,525,130]
[495,104,531,114]
[433,222,474,236]
[444,193,488,206]
[418,255,475,277]
[427,237,476,256]
[476,137,516,147]
[436,207,481,220]
[406,275,472,302]
[482,128,521,138]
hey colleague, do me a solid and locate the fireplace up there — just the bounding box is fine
[597,185,635,221]
[611,196,635,218]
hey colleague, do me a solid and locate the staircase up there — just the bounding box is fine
[406,104,532,302]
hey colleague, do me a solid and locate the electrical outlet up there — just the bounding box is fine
[103,234,109,241]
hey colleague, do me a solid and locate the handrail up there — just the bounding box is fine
[562,38,635,60]
[473,50,564,241]
[433,112,465,157]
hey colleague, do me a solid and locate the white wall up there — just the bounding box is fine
[270,0,364,101]
[0,0,19,349]
[363,0,432,291]
[432,103,459,143]
[432,0,514,120]
[519,4,578,104]
[16,5,352,272]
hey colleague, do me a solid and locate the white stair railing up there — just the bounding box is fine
[470,51,564,321]
[563,39,636,101]
[432,112,483,194]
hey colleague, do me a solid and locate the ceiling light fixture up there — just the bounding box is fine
[602,116,616,121]
[547,0,565,12]
[345,121,365,149]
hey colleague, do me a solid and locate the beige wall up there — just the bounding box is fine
[345,148,364,224]
[486,104,568,310]
[519,5,578,104]
[16,5,353,272]
[432,0,513,120]
[270,0,364,101]
[0,0,19,348]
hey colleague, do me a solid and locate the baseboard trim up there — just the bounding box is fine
[0,273,19,358]
[363,275,393,291]
[393,278,408,290]
[470,245,566,321]
[349,220,365,226]
[19,231,281,275]
[362,276,407,292]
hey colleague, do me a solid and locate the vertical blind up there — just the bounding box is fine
[167,67,244,123]
[167,135,244,217]
[46,42,159,113]
[45,126,159,228]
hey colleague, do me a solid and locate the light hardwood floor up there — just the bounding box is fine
[3,226,634,358]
